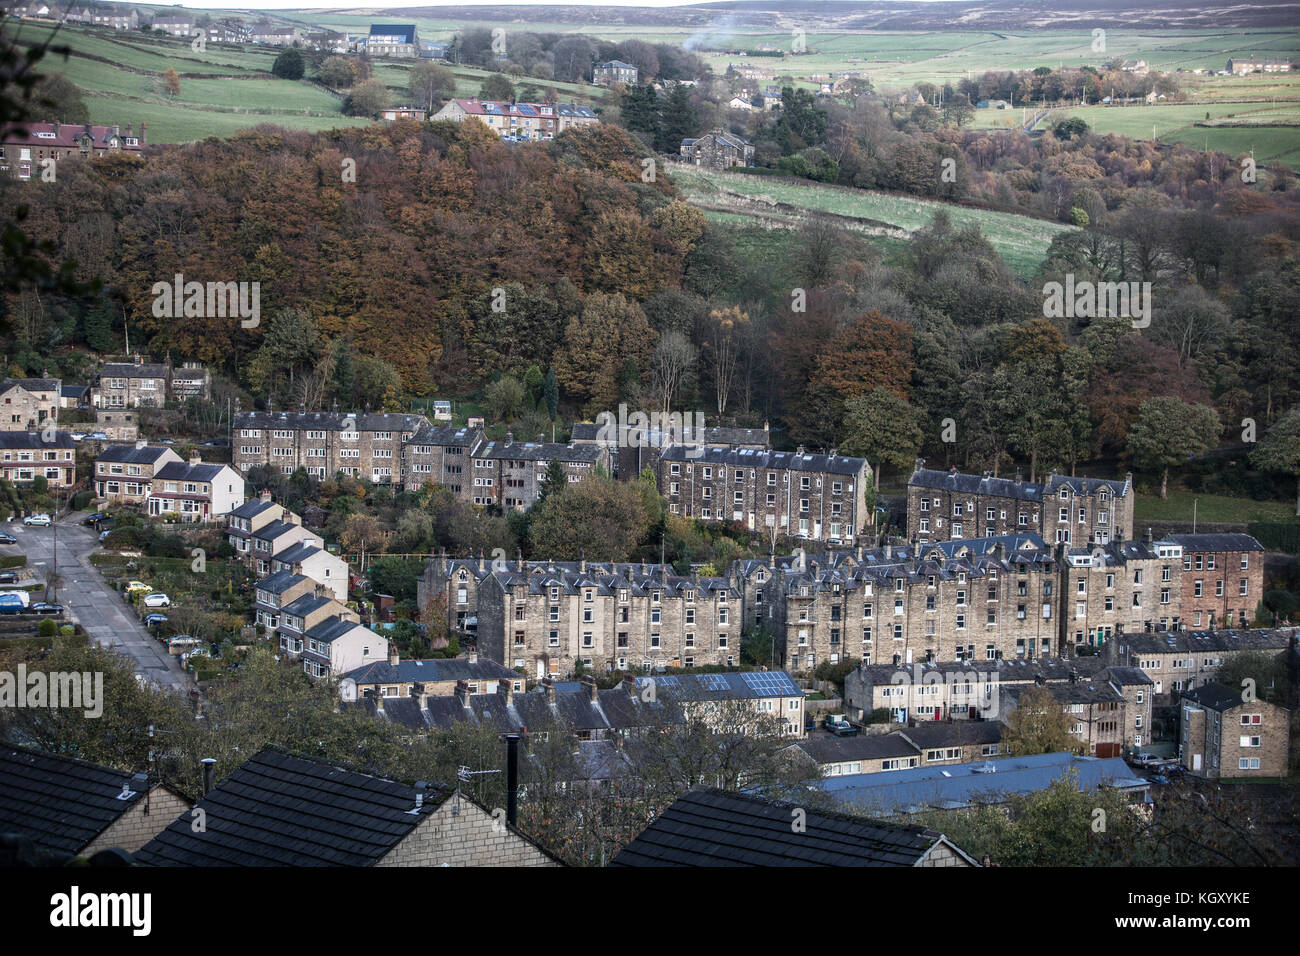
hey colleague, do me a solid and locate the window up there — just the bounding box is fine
[1241,714,1261,725]
[1239,736,1261,748]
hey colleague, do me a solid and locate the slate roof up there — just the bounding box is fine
[134,749,441,866]
[821,752,1149,816]
[100,362,167,379]
[658,444,866,476]
[0,746,153,856]
[631,671,802,702]
[369,23,415,42]
[896,721,1005,750]
[306,616,367,645]
[61,385,88,399]
[1165,533,1265,553]
[409,424,478,447]
[793,735,920,765]
[343,657,520,686]
[280,593,335,619]
[1182,682,1251,712]
[229,498,278,520]
[909,467,1128,501]
[1104,666,1154,686]
[476,440,603,464]
[95,444,174,465]
[233,411,428,432]
[1121,628,1292,655]
[274,542,325,565]
[255,569,308,595]
[1,377,60,392]
[610,788,970,866]
[0,123,144,152]
[0,430,74,449]
[253,519,305,542]
[154,461,227,483]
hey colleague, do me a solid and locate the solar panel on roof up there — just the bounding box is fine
[699,673,730,692]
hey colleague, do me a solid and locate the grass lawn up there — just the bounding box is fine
[1133,491,1299,524]
[672,165,1073,278]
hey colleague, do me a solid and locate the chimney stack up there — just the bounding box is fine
[454,679,471,707]
[497,679,514,705]
[582,675,599,702]
[467,650,478,664]
[201,758,216,796]
[388,645,399,666]
[136,438,147,449]
[541,677,556,704]
[260,488,272,502]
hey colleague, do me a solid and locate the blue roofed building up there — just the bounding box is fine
[818,751,1149,817]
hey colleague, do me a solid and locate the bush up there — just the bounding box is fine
[271,49,305,80]
[59,624,75,636]
[38,617,57,636]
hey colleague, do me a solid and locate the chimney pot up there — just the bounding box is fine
[201,757,216,796]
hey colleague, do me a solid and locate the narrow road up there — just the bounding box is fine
[3,518,192,694]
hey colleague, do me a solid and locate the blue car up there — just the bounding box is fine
[1149,774,1170,785]
[143,613,169,627]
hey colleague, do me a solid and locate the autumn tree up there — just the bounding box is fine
[319,55,356,89]
[649,330,697,415]
[528,474,652,561]
[1126,397,1221,499]
[484,374,526,423]
[1002,685,1085,756]
[162,67,180,98]
[342,512,384,571]
[343,77,390,117]
[409,60,454,110]
[553,293,654,415]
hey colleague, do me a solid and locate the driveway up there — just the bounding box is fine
[2,518,192,694]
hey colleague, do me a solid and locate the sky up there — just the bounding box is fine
[171,1,715,9]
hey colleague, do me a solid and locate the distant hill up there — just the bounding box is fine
[336,1,1300,30]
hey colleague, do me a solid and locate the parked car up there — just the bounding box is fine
[87,432,108,440]
[0,571,17,585]
[124,581,151,598]
[143,613,169,627]
[824,716,859,737]
[82,512,109,526]
[29,602,63,615]
[142,592,171,608]
[0,532,16,544]
[1149,774,1170,785]
[23,514,50,526]
[98,526,116,541]
[0,593,27,614]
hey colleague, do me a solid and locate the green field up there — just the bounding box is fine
[1134,492,1299,524]
[671,164,1073,278]
[7,20,607,144]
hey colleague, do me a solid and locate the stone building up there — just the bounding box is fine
[94,441,182,506]
[658,445,871,545]
[0,430,75,487]
[0,377,59,430]
[1179,683,1289,779]
[679,129,754,169]
[233,409,429,483]
[1113,627,1294,701]
[475,559,741,680]
[469,436,609,510]
[594,60,639,86]
[1162,533,1266,629]
[906,462,1134,546]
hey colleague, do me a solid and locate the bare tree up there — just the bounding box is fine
[707,306,747,416]
[649,330,697,415]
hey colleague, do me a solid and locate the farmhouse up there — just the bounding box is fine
[679,129,755,169]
